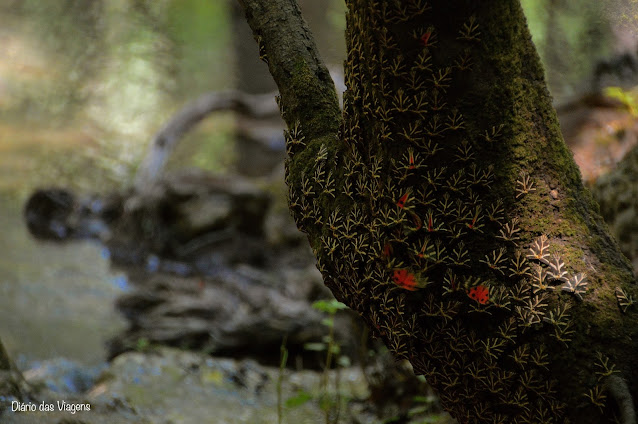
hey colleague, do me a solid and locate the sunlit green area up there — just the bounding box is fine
[521,0,612,103]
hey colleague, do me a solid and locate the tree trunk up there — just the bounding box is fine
[239,0,638,422]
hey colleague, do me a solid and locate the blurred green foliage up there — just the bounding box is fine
[0,0,235,194]
[165,0,233,99]
[0,0,627,197]
[521,0,613,103]
[605,86,638,116]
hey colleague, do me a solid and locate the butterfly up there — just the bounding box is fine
[468,285,489,304]
[383,243,393,258]
[392,269,418,291]
[420,31,432,47]
[396,192,409,209]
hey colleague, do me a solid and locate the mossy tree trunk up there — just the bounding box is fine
[239,0,638,422]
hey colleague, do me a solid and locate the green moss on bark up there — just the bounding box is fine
[243,0,638,422]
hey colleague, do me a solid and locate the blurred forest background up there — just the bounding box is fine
[2,1,638,423]
[1,0,636,193]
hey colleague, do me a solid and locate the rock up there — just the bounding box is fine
[158,169,270,238]
[95,348,376,424]
[23,190,122,242]
[1,348,381,424]
[173,194,232,237]
[106,169,271,264]
[21,359,106,394]
[24,189,76,240]
[106,271,346,362]
[93,348,371,424]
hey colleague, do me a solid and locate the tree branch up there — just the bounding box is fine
[133,90,279,191]
[237,0,342,144]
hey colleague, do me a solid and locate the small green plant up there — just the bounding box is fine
[280,299,351,424]
[278,336,288,424]
[305,299,350,371]
[135,337,150,352]
[285,389,313,408]
[278,299,350,424]
[307,299,349,424]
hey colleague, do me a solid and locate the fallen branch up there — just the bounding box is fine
[133,90,279,192]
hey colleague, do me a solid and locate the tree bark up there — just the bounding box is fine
[239,0,638,423]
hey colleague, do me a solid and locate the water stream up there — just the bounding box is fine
[0,194,127,367]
